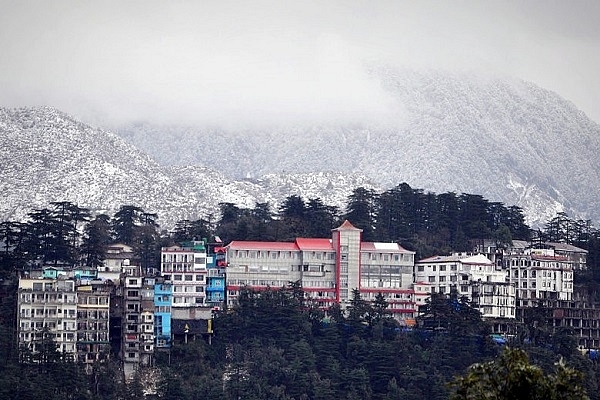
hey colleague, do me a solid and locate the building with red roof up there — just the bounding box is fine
[225,220,417,321]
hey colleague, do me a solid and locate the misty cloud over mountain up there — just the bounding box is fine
[115,69,600,227]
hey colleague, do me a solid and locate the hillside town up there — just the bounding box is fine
[14,219,597,381]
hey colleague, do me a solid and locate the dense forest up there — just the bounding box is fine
[3,182,597,273]
[0,281,594,399]
[1,183,600,398]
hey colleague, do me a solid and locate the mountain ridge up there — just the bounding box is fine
[3,69,600,228]
[114,69,600,226]
[0,107,380,227]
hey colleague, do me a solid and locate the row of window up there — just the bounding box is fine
[162,253,206,264]
[172,296,205,304]
[21,308,78,318]
[172,285,204,293]
[21,293,77,303]
[416,264,458,272]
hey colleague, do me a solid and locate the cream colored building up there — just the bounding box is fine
[226,221,417,320]
[17,276,78,358]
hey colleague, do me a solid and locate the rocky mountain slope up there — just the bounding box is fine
[115,69,600,226]
[0,107,378,227]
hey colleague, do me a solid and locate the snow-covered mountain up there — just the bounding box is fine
[0,107,379,227]
[115,69,600,227]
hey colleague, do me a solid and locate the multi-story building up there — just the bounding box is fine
[140,276,156,367]
[225,221,417,319]
[122,264,143,378]
[504,247,574,307]
[161,241,209,308]
[17,273,78,360]
[76,281,111,366]
[206,244,227,309]
[415,254,516,319]
[154,278,172,349]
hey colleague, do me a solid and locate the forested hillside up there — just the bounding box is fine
[3,184,600,276]
[2,188,600,399]
[0,280,594,399]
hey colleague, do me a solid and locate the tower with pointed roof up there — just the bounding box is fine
[331,220,362,304]
[224,220,417,321]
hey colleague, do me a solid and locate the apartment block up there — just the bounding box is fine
[76,282,111,365]
[161,241,209,307]
[415,254,516,319]
[17,275,78,359]
[154,279,172,349]
[206,244,227,309]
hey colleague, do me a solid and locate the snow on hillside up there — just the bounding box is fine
[0,107,379,227]
[114,69,600,226]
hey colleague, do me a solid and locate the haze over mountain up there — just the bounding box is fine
[115,69,600,227]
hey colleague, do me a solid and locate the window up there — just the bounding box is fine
[195,286,204,292]
[196,275,204,281]
[195,257,206,264]
[417,266,424,272]
[428,276,436,283]
[439,276,446,282]
[440,265,446,271]
[174,275,182,281]
[128,279,138,285]
[185,275,193,281]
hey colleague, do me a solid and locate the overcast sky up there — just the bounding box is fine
[1,0,599,127]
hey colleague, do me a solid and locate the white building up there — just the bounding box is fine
[160,242,208,308]
[415,253,516,319]
[503,246,574,307]
[17,276,78,358]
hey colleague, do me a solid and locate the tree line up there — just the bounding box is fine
[4,184,600,282]
[135,284,600,399]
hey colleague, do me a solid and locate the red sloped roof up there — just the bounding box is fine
[295,238,333,251]
[333,220,362,231]
[226,241,299,251]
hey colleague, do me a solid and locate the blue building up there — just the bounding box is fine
[206,244,227,310]
[154,279,172,348]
